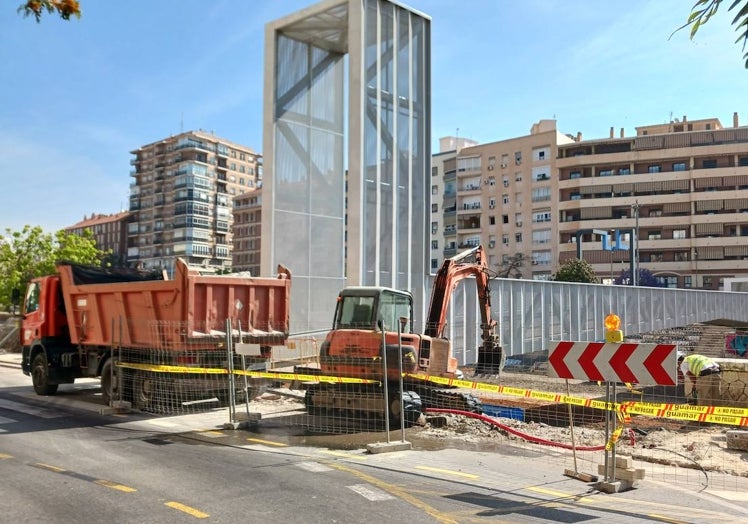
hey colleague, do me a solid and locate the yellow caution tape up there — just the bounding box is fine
[117,362,377,384]
[114,364,748,426]
[406,372,748,427]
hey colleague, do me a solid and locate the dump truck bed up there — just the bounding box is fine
[56,259,290,350]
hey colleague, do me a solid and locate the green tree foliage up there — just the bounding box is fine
[496,253,527,279]
[551,258,599,284]
[0,226,105,310]
[673,0,748,68]
[17,0,81,22]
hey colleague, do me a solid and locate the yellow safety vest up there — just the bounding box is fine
[683,354,716,376]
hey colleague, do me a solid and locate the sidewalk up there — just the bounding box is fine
[0,351,22,369]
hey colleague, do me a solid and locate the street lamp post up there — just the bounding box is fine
[631,200,640,286]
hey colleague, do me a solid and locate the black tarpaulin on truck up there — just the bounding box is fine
[61,262,166,285]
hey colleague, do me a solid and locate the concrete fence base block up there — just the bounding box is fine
[726,430,748,451]
[366,441,412,454]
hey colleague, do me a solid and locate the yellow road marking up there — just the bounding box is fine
[198,431,225,438]
[94,479,137,492]
[246,437,287,447]
[0,453,12,459]
[320,450,367,460]
[35,463,66,473]
[647,515,688,524]
[527,486,594,503]
[165,501,209,519]
[327,462,460,524]
[415,465,479,480]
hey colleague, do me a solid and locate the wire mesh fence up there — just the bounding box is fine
[102,318,748,493]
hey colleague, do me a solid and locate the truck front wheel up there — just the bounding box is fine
[31,353,59,396]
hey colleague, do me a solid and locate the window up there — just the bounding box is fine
[648,165,661,173]
[684,276,692,288]
[703,159,717,169]
[431,166,438,177]
[515,151,522,165]
[532,211,552,223]
[538,151,545,160]
[673,229,687,239]
[569,171,582,179]
[431,203,438,213]
[648,231,661,240]
[488,176,496,186]
[532,187,551,202]
[515,232,522,242]
[570,192,581,200]
[502,215,509,224]
[515,213,522,226]
[432,185,438,195]
[431,240,438,249]
[673,162,686,171]
[502,234,509,245]
[532,229,551,244]
[515,173,522,182]
[502,194,509,204]
[618,167,631,175]
[24,282,40,314]
[739,156,748,167]
[703,276,713,288]
[431,221,438,234]
[489,216,496,225]
[599,169,613,177]
[431,259,438,270]
[489,197,496,208]
[649,209,662,217]
[503,177,509,187]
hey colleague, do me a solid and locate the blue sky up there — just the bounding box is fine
[2,0,747,233]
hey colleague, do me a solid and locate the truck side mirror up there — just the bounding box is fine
[11,288,20,316]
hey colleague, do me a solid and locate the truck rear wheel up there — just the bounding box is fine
[31,353,58,396]
[101,360,119,405]
[132,370,154,411]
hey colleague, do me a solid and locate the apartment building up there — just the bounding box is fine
[65,211,132,266]
[558,113,748,289]
[232,189,263,276]
[450,120,575,277]
[128,130,261,275]
[431,136,478,272]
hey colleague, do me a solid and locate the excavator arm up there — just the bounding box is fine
[425,245,504,375]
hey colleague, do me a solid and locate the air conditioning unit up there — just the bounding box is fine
[501,163,508,168]
[489,204,495,209]
[516,221,522,226]
[532,260,538,265]
[487,165,494,171]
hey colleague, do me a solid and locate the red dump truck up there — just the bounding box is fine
[20,259,291,409]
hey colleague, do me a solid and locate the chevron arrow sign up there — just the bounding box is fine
[548,341,678,385]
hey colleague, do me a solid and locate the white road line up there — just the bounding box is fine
[347,484,395,501]
[0,399,64,419]
[296,461,333,473]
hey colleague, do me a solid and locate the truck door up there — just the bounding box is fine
[21,280,44,347]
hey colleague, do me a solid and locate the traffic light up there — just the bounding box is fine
[605,313,623,343]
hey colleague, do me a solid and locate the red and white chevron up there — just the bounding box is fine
[548,341,678,385]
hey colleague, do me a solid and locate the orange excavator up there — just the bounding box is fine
[304,245,504,421]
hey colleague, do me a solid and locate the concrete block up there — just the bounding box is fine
[366,441,412,454]
[726,430,748,451]
[614,455,633,469]
[596,479,636,493]
[598,464,645,481]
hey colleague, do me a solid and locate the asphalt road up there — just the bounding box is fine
[2,361,748,523]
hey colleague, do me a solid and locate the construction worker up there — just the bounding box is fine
[677,352,721,405]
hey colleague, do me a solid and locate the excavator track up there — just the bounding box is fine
[304,382,422,425]
[408,383,483,414]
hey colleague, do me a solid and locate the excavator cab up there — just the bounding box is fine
[332,288,412,333]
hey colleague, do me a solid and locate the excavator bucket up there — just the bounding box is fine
[475,339,505,375]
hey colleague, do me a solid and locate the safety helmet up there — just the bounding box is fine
[677,350,686,361]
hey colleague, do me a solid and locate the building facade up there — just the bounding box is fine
[232,189,263,276]
[558,113,748,289]
[448,120,574,278]
[262,0,432,333]
[128,130,261,275]
[431,136,478,272]
[65,211,132,266]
